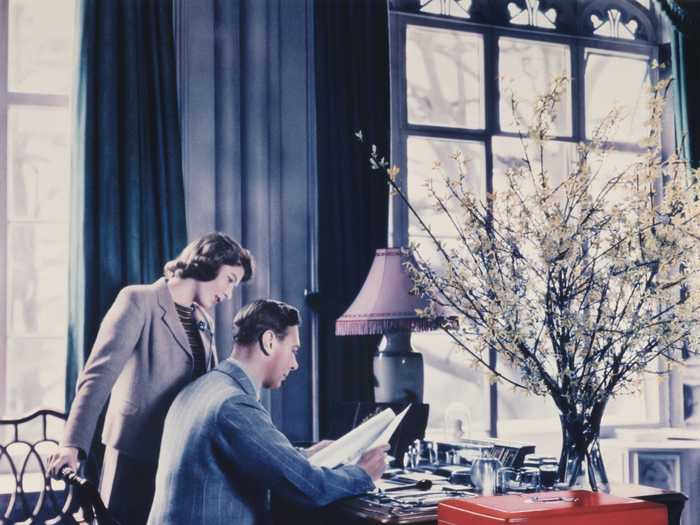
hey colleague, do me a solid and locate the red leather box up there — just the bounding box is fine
[438,490,667,525]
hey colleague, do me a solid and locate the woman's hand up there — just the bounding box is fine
[47,446,80,478]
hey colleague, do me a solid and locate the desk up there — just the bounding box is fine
[327,484,687,525]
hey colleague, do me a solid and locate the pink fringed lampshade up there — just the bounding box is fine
[335,248,441,336]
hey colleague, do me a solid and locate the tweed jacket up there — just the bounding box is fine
[61,278,217,462]
[147,361,374,525]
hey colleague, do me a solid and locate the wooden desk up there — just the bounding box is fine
[327,484,687,525]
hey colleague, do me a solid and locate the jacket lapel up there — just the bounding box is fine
[155,278,192,359]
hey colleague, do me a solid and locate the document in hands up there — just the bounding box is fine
[308,405,411,468]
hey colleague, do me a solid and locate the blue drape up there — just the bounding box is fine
[656,0,700,166]
[66,0,187,410]
[314,0,391,438]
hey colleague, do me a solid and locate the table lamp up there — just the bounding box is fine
[335,248,444,403]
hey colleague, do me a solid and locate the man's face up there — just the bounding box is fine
[194,264,245,309]
[263,325,300,389]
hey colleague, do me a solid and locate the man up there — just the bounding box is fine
[148,299,387,525]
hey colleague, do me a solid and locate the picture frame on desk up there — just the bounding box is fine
[632,452,682,492]
[682,354,700,425]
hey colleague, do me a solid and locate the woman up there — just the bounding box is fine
[48,232,254,525]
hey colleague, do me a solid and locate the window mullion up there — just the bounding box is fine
[392,13,409,249]
[484,27,498,438]
[7,92,69,108]
[572,42,585,143]
[0,0,9,418]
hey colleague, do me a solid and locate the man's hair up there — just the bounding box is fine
[233,300,301,351]
[163,232,254,282]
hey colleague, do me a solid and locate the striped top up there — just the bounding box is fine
[175,303,207,378]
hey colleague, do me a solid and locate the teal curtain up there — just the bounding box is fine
[66,0,187,410]
[656,0,700,167]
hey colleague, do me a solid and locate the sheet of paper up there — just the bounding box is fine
[368,404,411,449]
[309,408,396,468]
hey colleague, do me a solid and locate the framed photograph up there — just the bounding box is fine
[632,452,681,491]
[682,356,700,426]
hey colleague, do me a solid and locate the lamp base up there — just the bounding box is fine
[373,333,424,403]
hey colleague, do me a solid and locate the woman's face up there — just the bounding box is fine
[194,264,245,309]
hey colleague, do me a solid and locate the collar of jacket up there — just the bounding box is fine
[155,277,218,370]
[216,360,259,399]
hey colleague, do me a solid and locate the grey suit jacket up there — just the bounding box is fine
[62,278,217,462]
[148,361,374,525]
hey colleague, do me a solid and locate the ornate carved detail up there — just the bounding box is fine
[390,0,657,42]
[391,0,472,18]
[592,8,638,39]
[507,0,558,29]
[580,0,655,41]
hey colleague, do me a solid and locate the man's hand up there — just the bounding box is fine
[304,440,334,458]
[47,446,80,478]
[357,444,390,481]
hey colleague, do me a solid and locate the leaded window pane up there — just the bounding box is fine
[585,49,650,143]
[8,0,76,95]
[492,136,575,195]
[407,25,485,129]
[416,331,488,434]
[6,338,66,416]
[407,135,486,241]
[7,223,69,337]
[7,106,71,222]
[499,37,572,137]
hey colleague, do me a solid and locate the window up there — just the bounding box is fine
[390,0,666,444]
[0,0,76,417]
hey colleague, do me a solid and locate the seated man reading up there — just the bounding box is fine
[148,299,387,525]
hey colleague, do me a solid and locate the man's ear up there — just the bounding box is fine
[263,329,275,355]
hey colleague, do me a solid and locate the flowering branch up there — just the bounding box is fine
[359,72,700,418]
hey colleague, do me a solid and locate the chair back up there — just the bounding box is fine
[0,409,84,524]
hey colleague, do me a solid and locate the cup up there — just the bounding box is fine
[497,467,517,493]
[471,455,502,496]
[518,467,541,491]
[539,464,559,488]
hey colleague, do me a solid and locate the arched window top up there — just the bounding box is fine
[390,0,658,43]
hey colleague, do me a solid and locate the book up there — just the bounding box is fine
[309,405,411,469]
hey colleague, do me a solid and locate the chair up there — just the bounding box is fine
[0,409,86,524]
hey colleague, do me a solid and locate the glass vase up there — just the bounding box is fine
[557,408,610,492]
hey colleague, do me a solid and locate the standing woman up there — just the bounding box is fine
[48,232,254,525]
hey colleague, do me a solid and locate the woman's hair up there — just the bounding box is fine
[163,232,254,282]
[233,300,300,352]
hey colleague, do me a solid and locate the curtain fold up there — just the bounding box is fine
[314,0,391,438]
[656,0,700,167]
[173,0,318,440]
[66,0,187,410]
